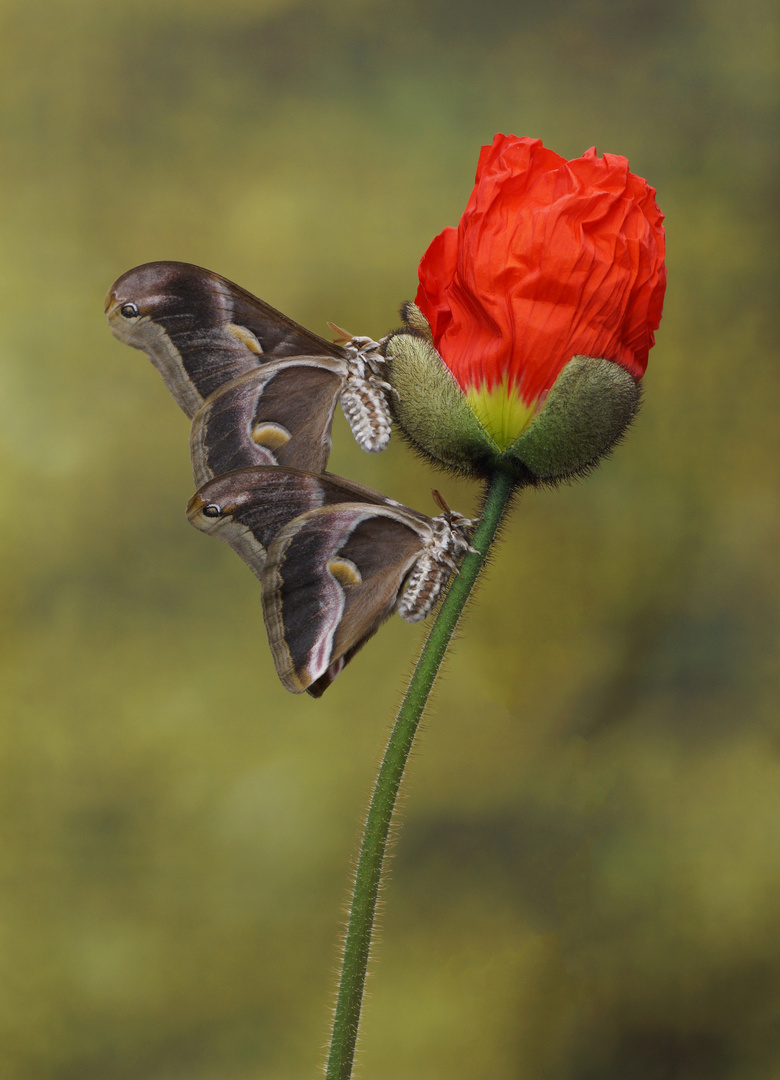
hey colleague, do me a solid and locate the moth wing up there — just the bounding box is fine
[190,357,347,485]
[262,504,430,696]
[186,466,408,579]
[225,279,341,358]
[106,261,346,417]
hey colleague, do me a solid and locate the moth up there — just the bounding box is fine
[187,466,477,697]
[105,261,392,479]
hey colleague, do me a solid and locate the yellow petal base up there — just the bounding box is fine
[465,379,538,450]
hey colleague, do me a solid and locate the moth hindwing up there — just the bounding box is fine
[105,261,392,467]
[186,467,476,696]
[189,358,346,486]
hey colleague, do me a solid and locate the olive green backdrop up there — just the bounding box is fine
[1,0,777,1076]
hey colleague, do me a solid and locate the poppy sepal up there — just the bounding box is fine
[383,306,502,476]
[503,355,642,481]
[384,306,642,483]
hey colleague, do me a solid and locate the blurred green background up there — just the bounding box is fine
[1,0,778,1076]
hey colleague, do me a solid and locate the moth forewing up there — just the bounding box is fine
[186,467,359,581]
[105,263,288,417]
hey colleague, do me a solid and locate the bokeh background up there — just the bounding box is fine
[1,0,778,1076]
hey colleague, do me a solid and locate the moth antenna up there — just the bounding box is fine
[431,489,451,516]
[327,321,354,344]
[328,322,390,353]
[351,335,388,356]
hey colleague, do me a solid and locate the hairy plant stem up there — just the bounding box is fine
[324,466,517,1079]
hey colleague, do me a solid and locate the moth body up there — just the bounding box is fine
[397,553,448,622]
[339,377,393,453]
[397,514,475,622]
[340,336,393,453]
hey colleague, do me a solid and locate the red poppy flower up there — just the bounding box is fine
[385,134,666,480]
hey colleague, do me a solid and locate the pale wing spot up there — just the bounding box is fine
[228,322,263,354]
[327,558,363,588]
[251,422,291,449]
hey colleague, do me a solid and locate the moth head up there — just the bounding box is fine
[186,490,237,534]
[431,489,477,545]
[186,467,265,533]
[105,262,193,349]
[104,283,158,349]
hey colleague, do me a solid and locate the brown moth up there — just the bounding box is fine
[187,466,476,697]
[105,261,392,478]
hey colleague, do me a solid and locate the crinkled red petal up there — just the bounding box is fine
[415,135,666,404]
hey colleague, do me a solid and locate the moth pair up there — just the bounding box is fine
[106,262,475,696]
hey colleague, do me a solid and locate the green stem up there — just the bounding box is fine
[324,466,517,1079]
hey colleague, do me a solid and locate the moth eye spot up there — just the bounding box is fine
[120,303,139,318]
[252,422,291,450]
[228,322,263,354]
[202,504,222,518]
[327,557,362,588]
